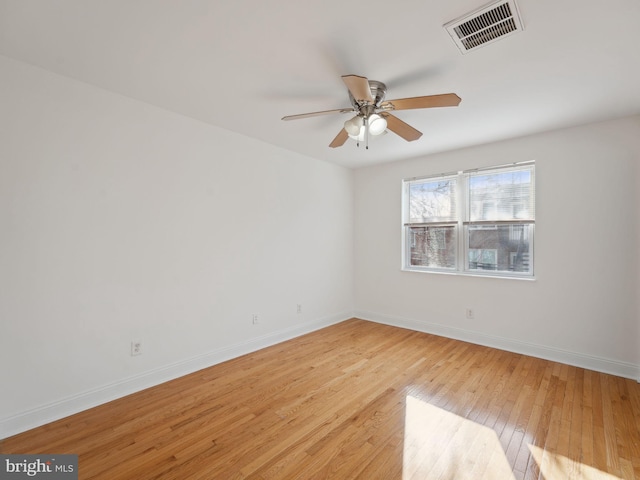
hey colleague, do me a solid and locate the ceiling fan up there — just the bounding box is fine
[282,74,461,149]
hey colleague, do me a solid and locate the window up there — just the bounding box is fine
[403,162,535,277]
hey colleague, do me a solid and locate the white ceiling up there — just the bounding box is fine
[1,0,639,168]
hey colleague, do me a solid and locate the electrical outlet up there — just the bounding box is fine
[131,341,142,356]
[297,304,302,314]
[465,308,474,320]
[252,314,259,325]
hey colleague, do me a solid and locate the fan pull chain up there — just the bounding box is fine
[365,115,369,150]
[356,116,365,148]
[354,115,371,150]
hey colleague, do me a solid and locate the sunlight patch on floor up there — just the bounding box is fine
[403,395,515,480]
[528,444,623,480]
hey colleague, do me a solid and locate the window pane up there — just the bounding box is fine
[468,167,534,221]
[408,178,457,223]
[468,249,497,270]
[467,224,533,274]
[408,226,457,269]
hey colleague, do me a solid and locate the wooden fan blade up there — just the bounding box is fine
[342,74,374,104]
[282,108,354,121]
[382,113,423,142]
[329,129,349,148]
[380,93,461,111]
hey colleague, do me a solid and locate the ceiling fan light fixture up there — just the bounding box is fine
[344,116,362,136]
[368,114,387,136]
[347,124,388,142]
[345,114,387,141]
[348,128,366,142]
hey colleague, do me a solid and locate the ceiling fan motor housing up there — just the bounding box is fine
[349,80,387,111]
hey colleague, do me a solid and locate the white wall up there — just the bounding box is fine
[0,56,354,437]
[637,134,640,377]
[354,116,640,378]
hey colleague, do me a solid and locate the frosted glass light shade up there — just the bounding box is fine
[345,114,388,142]
[368,114,387,135]
[344,116,363,136]
[349,127,366,142]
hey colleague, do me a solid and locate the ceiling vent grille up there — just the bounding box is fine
[444,0,524,54]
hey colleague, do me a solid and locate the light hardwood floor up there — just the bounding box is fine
[2,319,639,479]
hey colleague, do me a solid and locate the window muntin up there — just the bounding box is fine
[403,163,535,278]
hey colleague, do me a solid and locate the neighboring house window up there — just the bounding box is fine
[468,248,498,270]
[403,162,535,278]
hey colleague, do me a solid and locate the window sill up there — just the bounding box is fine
[401,267,536,281]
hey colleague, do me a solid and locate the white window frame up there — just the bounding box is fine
[402,162,535,279]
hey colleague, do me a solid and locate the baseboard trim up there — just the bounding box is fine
[1,312,352,439]
[355,310,640,381]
